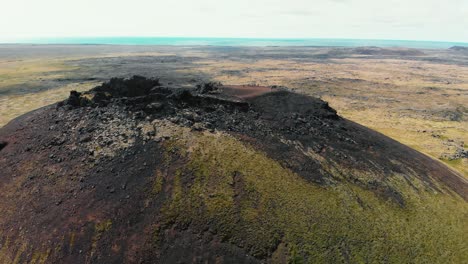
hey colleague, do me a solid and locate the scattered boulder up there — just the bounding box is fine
[144,102,164,113]
[66,90,91,107]
[196,82,222,94]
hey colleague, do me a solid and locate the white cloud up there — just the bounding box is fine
[0,0,466,42]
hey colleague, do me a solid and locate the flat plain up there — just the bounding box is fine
[0,44,467,176]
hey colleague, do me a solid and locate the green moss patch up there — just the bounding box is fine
[159,130,468,263]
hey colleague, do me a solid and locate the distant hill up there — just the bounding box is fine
[449,46,468,52]
[0,76,466,263]
[353,46,425,56]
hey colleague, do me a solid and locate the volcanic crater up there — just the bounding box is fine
[0,76,466,263]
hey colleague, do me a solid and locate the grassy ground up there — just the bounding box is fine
[158,124,468,263]
[0,82,97,125]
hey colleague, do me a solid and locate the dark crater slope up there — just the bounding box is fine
[0,76,466,263]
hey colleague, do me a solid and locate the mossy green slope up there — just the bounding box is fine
[158,128,468,263]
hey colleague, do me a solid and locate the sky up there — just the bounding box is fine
[1,0,467,42]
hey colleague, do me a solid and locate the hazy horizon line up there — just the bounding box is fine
[1,37,468,50]
[2,36,468,45]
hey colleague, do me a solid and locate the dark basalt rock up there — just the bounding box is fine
[93,75,161,97]
[65,75,250,116]
[66,90,90,107]
[196,81,223,94]
[65,75,161,107]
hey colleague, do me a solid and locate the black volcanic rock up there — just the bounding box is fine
[93,75,161,97]
[196,81,223,94]
[0,76,466,263]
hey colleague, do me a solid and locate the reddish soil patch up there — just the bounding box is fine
[222,85,273,99]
